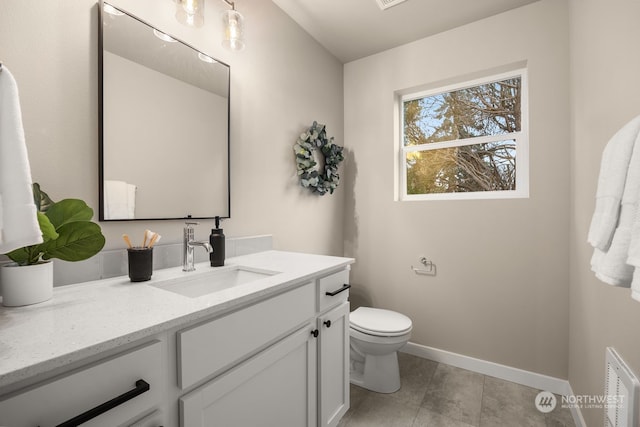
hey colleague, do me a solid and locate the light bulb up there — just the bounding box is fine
[182,0,198,14]
[222,9,245,51]
[175,0,204,27]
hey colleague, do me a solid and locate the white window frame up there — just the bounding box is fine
[398,68,529,201]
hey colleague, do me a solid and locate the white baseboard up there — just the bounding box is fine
[401,341,586,426]
[565,383,588,427]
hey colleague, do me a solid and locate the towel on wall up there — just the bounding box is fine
[591,125,640,286]
[588,115,640,251]
[624,151,640,299]
[104,180,136,219]
[0,66,43,253]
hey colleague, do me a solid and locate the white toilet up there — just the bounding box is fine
[349,307,413,393]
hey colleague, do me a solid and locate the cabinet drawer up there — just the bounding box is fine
[178,281,316,390]
[0,340,162,427]
[318,269,350,312]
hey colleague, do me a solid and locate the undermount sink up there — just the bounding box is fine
[150,266,281,298]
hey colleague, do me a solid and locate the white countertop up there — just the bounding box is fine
[0,250,354,391]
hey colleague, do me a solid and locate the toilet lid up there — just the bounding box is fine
[350,307,412,337]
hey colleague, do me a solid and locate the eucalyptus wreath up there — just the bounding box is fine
[294,121,344,195]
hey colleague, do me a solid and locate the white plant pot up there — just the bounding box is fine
[1,261,53,307]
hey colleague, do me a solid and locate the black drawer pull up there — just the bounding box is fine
[324,320,332,328]
[56,379,150,427]
[311,329,319,338]
[325,284,351,296]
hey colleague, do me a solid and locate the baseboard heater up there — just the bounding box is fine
[605,347,639,427]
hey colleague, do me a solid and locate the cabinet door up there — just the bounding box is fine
[318,302,350,427]
[180,325,317,427]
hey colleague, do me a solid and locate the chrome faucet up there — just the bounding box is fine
[183,222,213,272]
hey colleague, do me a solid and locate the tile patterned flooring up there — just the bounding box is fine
[338,353,576,427]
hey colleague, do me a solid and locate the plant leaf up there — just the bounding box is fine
[45,199,94,229]
[38,212,58,242]
[5,213,58,264]
[5,247,31,265]
[32,183,55,212]
[41,222,105,262]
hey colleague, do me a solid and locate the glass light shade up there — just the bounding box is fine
[222,9,245,51]
[175,0,204,28]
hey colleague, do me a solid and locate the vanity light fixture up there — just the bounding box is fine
[175,0,205,28]
[221,0,245,51]
[153,29,177,43]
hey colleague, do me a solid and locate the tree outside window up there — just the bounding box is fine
[400,71,528,200]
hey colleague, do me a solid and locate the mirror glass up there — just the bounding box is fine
[99,2,230,220]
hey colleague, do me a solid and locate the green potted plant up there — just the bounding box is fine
[1,184,106,306]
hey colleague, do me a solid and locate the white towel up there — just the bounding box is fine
[588,115,640,251]
[0,67,43,253]
[104,180,136,219]
[591,127,640,286]
[624,142,640,298]
[626,192,640,267]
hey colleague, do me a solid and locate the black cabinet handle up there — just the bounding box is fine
[324,320,332,328]
[311,329,319,338]
[56,379,150,427]
[325,284,351,296]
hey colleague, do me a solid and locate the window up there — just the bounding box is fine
[399,69,528,200]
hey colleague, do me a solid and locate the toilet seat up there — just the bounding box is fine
[350,307,412,337]
[350,327,411,345]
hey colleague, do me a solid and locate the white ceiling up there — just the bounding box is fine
[272,0,540,63]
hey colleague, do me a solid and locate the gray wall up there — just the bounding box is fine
[0,0,345,255]
[343,0,571,379]
[569,0,640,425]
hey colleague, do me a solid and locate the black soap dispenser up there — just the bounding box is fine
[210,216,225,267]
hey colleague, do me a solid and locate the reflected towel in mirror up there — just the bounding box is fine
[104,180,136,219]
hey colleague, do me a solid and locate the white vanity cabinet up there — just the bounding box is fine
[0,340,165,427]
[178,267,351,427]
[0,252,354,427]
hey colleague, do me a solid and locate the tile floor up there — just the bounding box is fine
[338,353,576,427]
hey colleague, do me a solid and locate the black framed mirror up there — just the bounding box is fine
[99,1,230,221]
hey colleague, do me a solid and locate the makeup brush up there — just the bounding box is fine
[142,229,152,248]
[148,233,161,248]
[122,234,133,249]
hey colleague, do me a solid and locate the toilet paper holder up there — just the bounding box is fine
[411,257,435,276]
